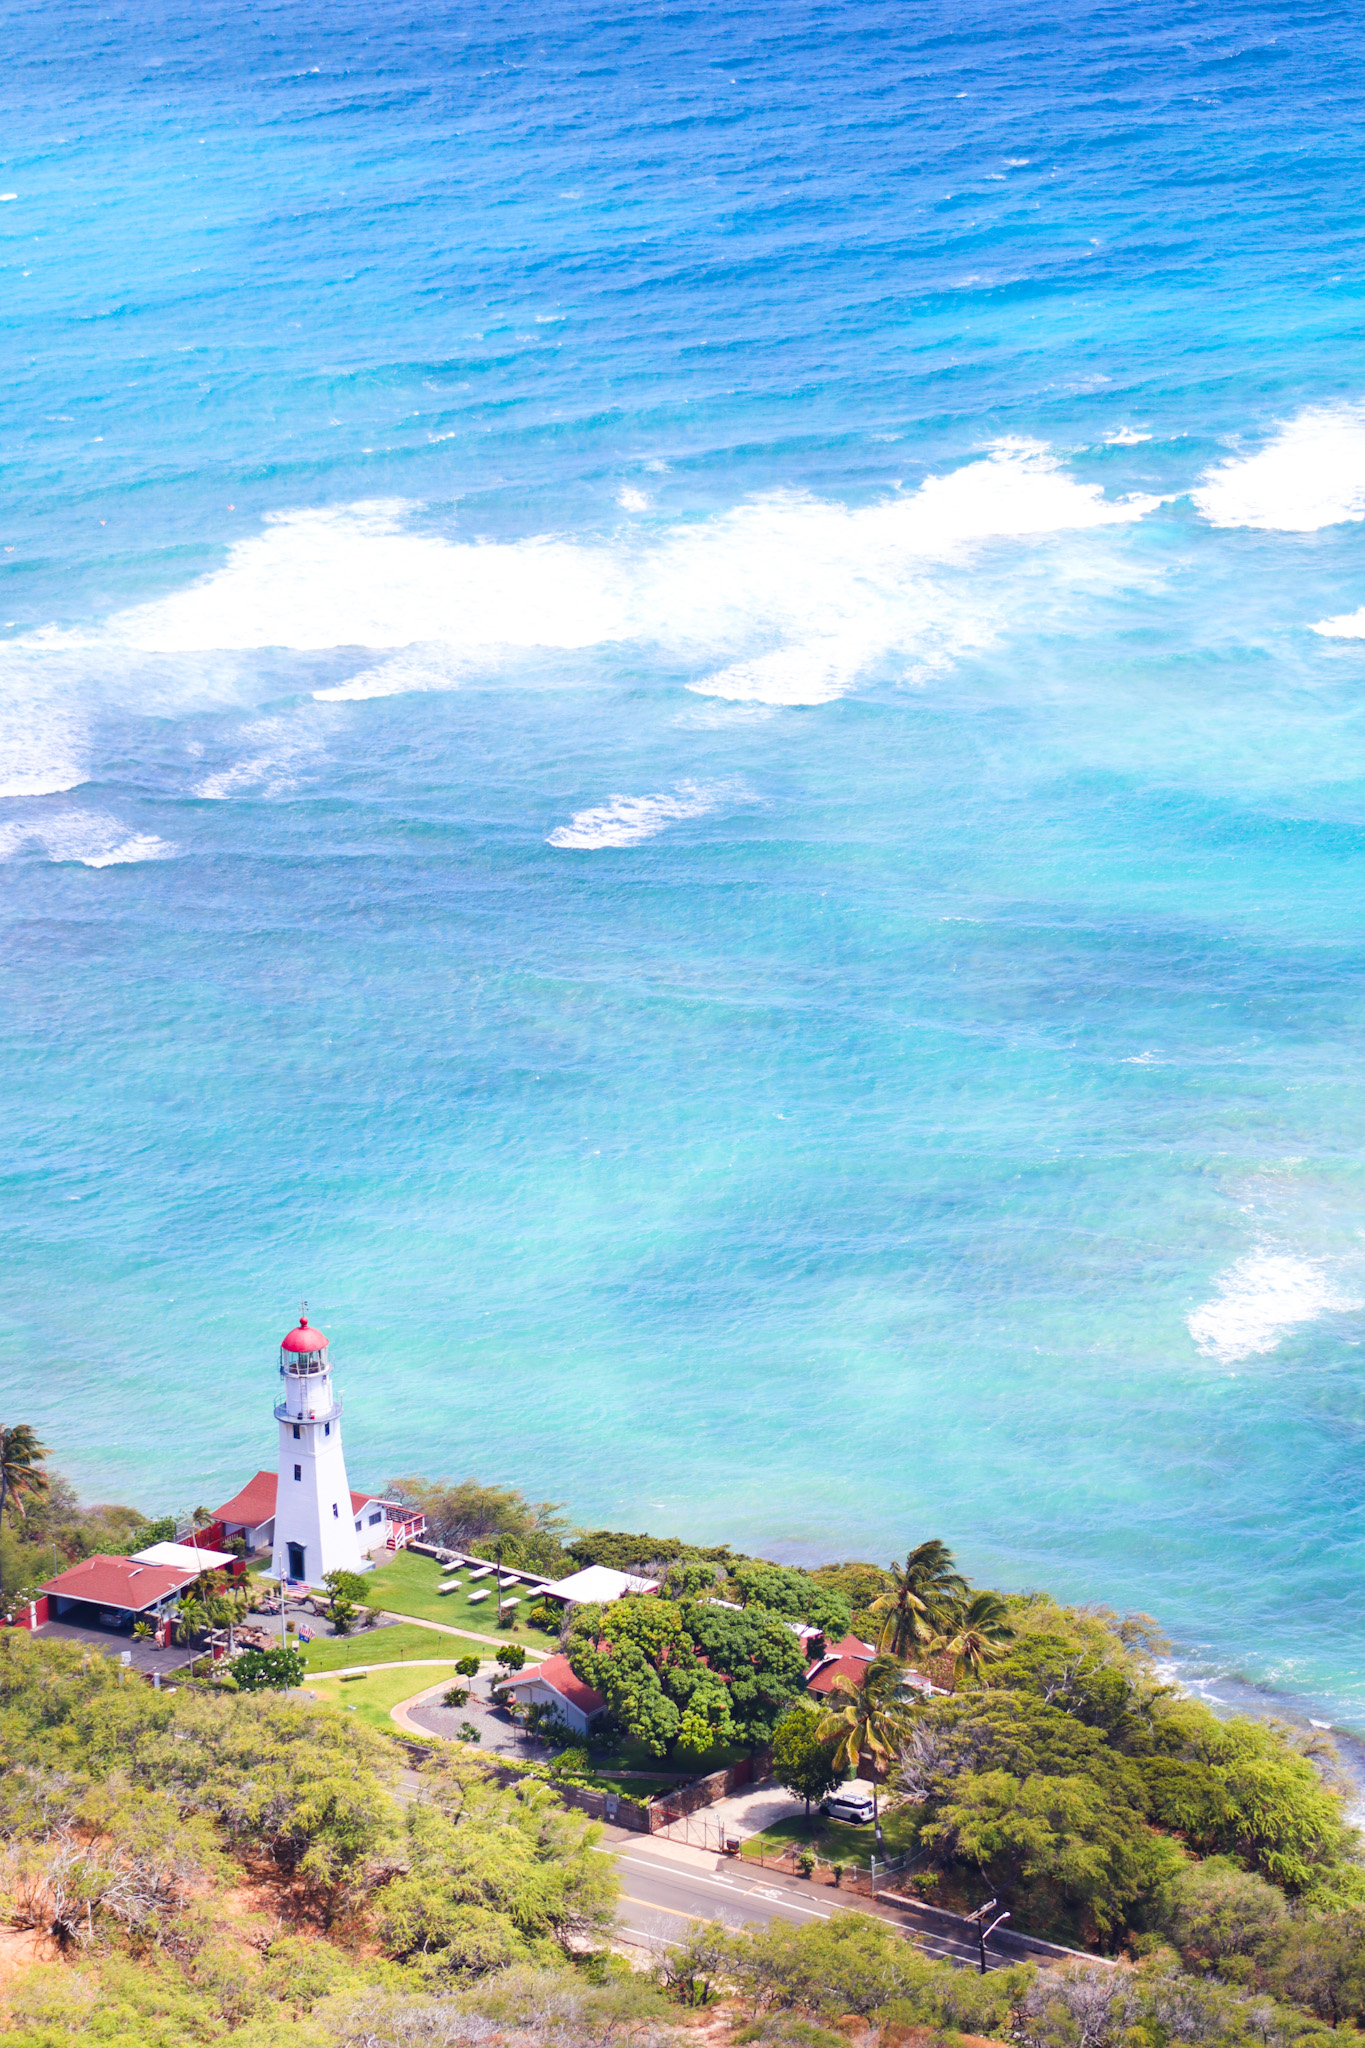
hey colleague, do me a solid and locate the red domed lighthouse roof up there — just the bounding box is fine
[281,1314,328,1354]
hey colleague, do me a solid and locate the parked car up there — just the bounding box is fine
[821,1785,877,1825]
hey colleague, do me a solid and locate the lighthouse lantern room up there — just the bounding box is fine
[269,1311,364,1588]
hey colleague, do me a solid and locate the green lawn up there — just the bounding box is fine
[305,1662,462,1737]
[298,1623,492,1674]
[360,1550,559,1650]
[740,1806,919,1867]
[570,1773,679,1800]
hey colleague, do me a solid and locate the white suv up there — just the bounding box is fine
[821,1786,876,1824]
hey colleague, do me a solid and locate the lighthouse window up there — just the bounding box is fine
[332,1502,339,1518]
[292,1424,300,1440]
[324,1422,330,1436]
[293,1464,301,1481]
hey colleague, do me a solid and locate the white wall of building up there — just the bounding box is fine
[270,1354,363,1588]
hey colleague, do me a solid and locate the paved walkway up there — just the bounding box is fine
[391,1667,554,1759]
[703,1779,807,1839]
[378,1611,551,1657]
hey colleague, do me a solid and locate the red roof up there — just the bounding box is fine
[214,1470,278,1528]
[501,1653,605,1717]
[43,1554,197,1611]
[281,1315,328,1354]
[805,1633,877,1697]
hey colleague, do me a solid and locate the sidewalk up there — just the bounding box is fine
[378,1611,551,1657]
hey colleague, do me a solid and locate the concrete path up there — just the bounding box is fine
[702,1779,807,1839]
[303,1657,465,1679]
[378,1611,551,1657]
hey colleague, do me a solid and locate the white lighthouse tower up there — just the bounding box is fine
[270,1311,364,1588]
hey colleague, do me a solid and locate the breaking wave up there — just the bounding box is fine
[1192,407,1365,532]
[1187,1249,1360,1363]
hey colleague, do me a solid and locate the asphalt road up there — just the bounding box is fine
[605,1835,1008,1972]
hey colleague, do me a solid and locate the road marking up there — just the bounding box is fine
[620,1894,712,1921]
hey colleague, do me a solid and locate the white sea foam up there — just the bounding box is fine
[313,650,469,702]
[547,779,743,849]
[1104,428,1152,446]
[0,811,175,866]
[1188,1249,1360,1363]
[15,445,1154,711]
[1193,407,1365,532]
[1311,606,1365,640]
[193,715,325,797]
[0,702,87,798]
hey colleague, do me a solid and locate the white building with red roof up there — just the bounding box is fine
[497,1654,608,1737]
[42,1553,199,1631]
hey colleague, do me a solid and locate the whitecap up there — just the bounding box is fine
[1187,1249,1360,1363]
[313,649,468,702]
[193,714,325,797]
[0,702,87,798]
[0,811,175,866]
[1312,607,1365,640]
[1104,428,1152,446]
[547,779,744,849]
[1193,406,1365,531]
[13,447,1154,719]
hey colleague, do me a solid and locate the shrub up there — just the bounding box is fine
[457,1721,482,1744]
[232,1645,306,1693]
[441,1685,470,1709]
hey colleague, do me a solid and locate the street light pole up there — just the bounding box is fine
[979,1911,1010,1975]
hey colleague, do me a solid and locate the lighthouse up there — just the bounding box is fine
[269,1312,364,1588]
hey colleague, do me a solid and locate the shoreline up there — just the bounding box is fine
[1161,1651,1365,1822]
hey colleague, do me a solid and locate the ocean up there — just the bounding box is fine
[5,0,1365,1735]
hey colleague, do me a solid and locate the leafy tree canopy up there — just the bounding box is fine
[728,1560,852,1640]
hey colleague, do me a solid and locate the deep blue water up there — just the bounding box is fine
[7,0,1365,1726]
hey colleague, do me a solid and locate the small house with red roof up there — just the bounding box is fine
[497,1654,607,1737]
[42,1553,199,1633]
[804,1633,943,1700]
[804,1632,879,1696]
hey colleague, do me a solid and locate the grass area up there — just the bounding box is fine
[304,1662,462,1737]
[598,1736,749,1777]
[298,1623,493,1674]
[739,1805,919,1867]
[569,1773,679,1800]
[360,1549,559,1650]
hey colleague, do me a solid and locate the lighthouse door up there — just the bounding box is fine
[287,1541,306,1582]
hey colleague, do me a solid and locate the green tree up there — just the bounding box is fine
[729,1560,852,1640]
[817,1652,908,1843]
[870,1539,967,1660]
[496,1642,527,1673]
[455,1654,481,1678]
[682,1599,807,1747]
[771,1700,842,1816]
[232,1645,306,1692]
[567,1594,734,1761]
[322,1568,366,1635]
[931,1588,1016,1689]
[0,1425,50,1601]
[1268,1912,1365,2025]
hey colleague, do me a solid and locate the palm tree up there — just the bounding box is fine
[870,1539,968,1660]
[817,1651,909,1847]
[0,1425,51,1602]
[930,1590,1015,1691]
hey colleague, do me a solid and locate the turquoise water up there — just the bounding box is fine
[6,0,1365,1723]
